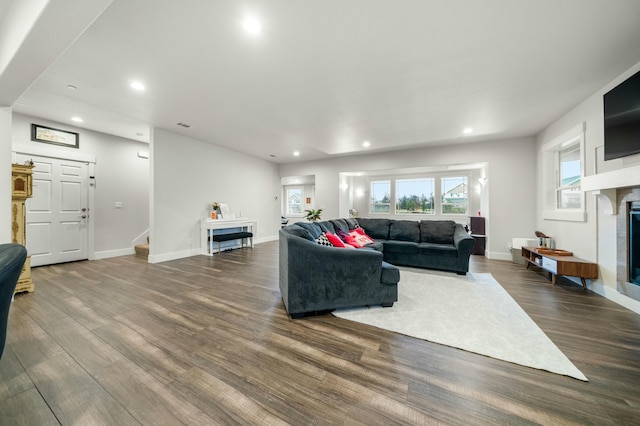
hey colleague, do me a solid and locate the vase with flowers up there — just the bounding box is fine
[211,202,220,219]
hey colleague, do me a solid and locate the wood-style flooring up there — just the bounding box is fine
[1,242,639,425]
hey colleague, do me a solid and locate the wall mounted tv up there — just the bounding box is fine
[604,69,640,161]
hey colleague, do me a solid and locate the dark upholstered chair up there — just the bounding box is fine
[0,243,27,359]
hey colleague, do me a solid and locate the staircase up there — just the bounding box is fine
[135,236,149,259]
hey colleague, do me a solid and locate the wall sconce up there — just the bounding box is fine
[355,189,365,197]
[478,177,487,186]
[340,183,349,191]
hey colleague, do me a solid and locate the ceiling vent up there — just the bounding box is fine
[176,122,191,128]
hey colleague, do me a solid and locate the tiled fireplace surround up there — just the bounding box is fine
[616,186,640,302]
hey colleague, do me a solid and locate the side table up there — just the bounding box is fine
[521,246,598,289]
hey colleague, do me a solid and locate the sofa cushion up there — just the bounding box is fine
[296,222,323,239]
[330,219,350,233]
[420,220,456,244]
[325,231,345,248]
[359,241,384,252]
[418,243,458,257]
[317,221,336,234]
[344,218,359,229]
[380,261,400,285]
[316,233,333,246]
[356,218,391,240]
[383,240,419,254]
[389,220,420,242]
[336,229,360,248]
[285,224,315,241]
[350,230,374,247]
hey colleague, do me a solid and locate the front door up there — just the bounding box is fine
[17,154,89,266]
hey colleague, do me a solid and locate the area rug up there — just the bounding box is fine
[333,270,588,381]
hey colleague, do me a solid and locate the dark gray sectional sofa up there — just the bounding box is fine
[279,217,474,318]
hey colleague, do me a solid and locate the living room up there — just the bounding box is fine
[2,1,640,423]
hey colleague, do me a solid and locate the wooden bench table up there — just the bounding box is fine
[521,246,598,289]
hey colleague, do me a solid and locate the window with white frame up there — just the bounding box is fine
[370,180,391,213]
[542,123,586,221]
[367,174,472,216]
[557,142,581,209]
[396,178,435,214]
[441,176,468,214]
[286,186,303,215]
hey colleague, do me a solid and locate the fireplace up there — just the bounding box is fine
[617,187,640,301]
[631,201,640,285]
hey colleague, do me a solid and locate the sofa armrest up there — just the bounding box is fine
[453,224,474,273]
[279,230,384,314]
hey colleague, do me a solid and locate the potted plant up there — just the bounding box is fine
[305,208,322,222]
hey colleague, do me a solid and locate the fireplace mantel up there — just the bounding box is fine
[582,164,640,214]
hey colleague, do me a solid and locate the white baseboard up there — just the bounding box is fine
[588,282,640,315]
[148,248,200,264]
[94,247,135,259]
[255,235,278,244]
[486,251,512,261]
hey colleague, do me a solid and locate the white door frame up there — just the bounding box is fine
[12,142,96,260]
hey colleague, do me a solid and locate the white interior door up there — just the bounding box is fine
[17,154,89,266]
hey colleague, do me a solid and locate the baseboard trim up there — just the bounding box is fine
[486,251,512,261]
[94,247,135,259]
[148,248,200,264]
[255,235,278,244]
[588,282,640,315]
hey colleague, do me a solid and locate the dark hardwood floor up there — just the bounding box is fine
[1,242,639,425]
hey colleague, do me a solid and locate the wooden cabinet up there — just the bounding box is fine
[521,246,598,289]
[12,163,35,294]
[469,216,486,255]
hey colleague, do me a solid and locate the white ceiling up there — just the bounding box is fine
[8,0,640,163]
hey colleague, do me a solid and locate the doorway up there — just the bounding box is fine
[16,154,92,266]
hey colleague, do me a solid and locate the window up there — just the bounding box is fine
[370,180,391,213]
[286,187,303,215]
[396,178,435,214]
[557,142,581,209]
[542,123,585,221]
[441,177,468,214]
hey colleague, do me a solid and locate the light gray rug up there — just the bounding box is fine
[333,270,587,381]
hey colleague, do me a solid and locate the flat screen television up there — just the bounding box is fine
[604,69,640,161]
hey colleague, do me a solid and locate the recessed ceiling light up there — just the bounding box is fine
[71,116,83,123]
[293,151,300,157]
[136,132,144,137]
[362,141,371,147]
[130,81,146,91]
[67,84,77,90]
[463,127,473,134]
[269,154,276,158]
[242,17,262,34]
[176,122,191,128]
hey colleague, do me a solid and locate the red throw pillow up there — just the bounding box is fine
[344,234,360,248]
[325,231,345,248]
[350,230,374,246]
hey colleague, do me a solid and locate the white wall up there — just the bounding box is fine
[150,128,281,263]
[11,113,149,258]
[536,60,640,313]
[0,107,11,243]
[278,137,537,259]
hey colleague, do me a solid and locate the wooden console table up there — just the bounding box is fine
[521,246,597,289]
[200,218,257,255]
